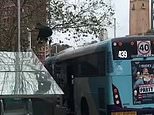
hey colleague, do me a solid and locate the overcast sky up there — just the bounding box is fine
[68,0,130,38]
[111,0,129,38]
[71,0,130,38]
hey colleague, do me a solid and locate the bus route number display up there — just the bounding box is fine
[137,41,151,56]
[118,51,127,58]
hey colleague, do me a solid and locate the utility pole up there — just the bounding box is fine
[114,18,116,38]
[17,0,21,52]
[15,0,21,94]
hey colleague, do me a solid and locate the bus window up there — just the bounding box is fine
[54,64,61,74]
[77,51,105,77]
[98,88,106,109]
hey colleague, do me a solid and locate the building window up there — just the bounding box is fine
[132,4,135,10]
[141,3,146,9]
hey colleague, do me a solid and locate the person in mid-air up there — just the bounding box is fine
[35,23,53,44]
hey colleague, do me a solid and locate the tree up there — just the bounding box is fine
[47,0,115,42]
[0,0,114,52]
[0,0,47,52]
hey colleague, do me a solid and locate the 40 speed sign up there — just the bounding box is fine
[137,41,151,56]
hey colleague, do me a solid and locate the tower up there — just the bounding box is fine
[129,0,150,35]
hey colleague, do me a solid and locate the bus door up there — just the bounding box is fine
[67,64,75,113]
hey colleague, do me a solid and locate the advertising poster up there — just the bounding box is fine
[132,61,154,104]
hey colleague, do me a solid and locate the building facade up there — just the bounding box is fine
[129,0,150,35]
[0,0,50,62]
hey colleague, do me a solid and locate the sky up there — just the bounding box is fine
[68,0,130,38]
[52,0,130,46]
[110,0,129,38]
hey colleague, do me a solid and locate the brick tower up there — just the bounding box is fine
[129,0,150,35]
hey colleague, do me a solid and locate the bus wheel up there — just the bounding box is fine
[81,97,89,115]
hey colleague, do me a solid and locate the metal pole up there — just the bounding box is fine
[27,28,32,51]
[17,0,21,52]
[0,99,4,115]
[16,0,21,94]
[28,31,31,51]
[55,45,58,53]
[114,18,116,38]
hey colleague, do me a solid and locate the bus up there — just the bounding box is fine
[45,35,154,115]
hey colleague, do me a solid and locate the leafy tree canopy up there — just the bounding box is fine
[47,0,115,39]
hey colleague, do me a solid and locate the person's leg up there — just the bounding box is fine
[39,37,48,42]
[37,37,46,44]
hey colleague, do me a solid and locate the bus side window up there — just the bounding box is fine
[106,52,113,73]
[54,64,66,90]
[54,65,61,84]
[54,65,61,74]
[97,51,106,76]
[77,51,106,77]
[98,88,106,109]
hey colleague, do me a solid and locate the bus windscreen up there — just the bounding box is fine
[112,37,154,60]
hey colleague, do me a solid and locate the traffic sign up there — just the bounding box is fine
[137,41,151,56]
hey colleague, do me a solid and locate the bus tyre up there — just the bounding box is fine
[81,98,89,115]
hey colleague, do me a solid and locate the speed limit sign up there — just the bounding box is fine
[137,41,151,56]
